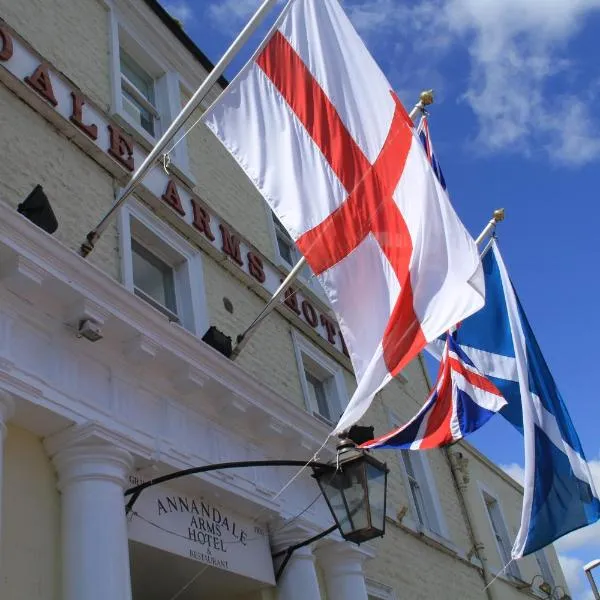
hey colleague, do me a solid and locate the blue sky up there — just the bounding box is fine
[160,1,600,596]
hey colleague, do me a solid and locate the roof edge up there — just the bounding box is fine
[142,0,229,90]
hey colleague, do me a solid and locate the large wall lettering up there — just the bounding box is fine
[0,20,350,359]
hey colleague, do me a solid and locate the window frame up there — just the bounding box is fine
[366,579,397,600]
[118,200,208,337]
[478,482,522,581]
[130,238,178,320]
[107,6,192,178]
[119,48,161,137]
[291,330,348,426]
[535,549,555,589]
[388,410,450,543]
[266,208,328,299]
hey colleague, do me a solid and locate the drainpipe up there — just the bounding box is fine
[445,448,498,600]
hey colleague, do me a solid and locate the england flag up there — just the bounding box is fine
[360,334,506,450]
[202,0,484,434]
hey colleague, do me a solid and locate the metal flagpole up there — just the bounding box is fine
[79,0,281,258]
[230,91,435,359]
[475,208,505,245]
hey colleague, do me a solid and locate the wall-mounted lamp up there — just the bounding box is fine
[77,319,103,342]
[552,586,571,600]
[17,185,58,234]
[202,326,232,358]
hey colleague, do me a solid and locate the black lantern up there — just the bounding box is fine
[313,437,388,545]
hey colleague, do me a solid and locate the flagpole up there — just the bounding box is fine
[475,208,505,245]
[230,92,434,360]
[79,0,281,258]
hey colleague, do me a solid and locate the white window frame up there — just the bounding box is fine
[265,208,328,299]
[107,5,192,178]
[535,549,555,589]
[118,200,208,337]
[291,330,348,426]
[478,482,522,581]
[388,410,450,544]
[366,579,397,600]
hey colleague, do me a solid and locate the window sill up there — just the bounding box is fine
[310,410,335,427]
[133,287,180,324]
[391,515,460,556]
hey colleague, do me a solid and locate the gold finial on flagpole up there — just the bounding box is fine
[475,209,506,245]
[420,89,435,106]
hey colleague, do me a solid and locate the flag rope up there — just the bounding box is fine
[482,558,516,591]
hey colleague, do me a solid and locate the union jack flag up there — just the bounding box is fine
[418,115,447,191]
[360,335,506,450]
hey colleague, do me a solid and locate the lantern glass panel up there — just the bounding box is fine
[317,470,354,536]
[340,461,370,532]
[366,462,387,532]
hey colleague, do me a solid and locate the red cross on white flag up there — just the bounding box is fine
[203,0,485,434]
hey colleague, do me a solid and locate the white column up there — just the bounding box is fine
[46,424,134,600]
[272,527,322,600]
[276,545,322,600]
[316,541,370,600]
[0,391,15,564]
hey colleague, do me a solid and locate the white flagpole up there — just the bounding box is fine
[230,91,435,359]
[475,208,505,245]
[80,0,281,258]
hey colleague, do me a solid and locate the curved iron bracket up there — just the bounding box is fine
[124,459,333,514]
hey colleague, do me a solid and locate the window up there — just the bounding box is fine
[131,239,178,320]
[119,201,208,336]
[483,491,521,580]
[273,214,297,266]
[108,7,193,177]
[292,331,348,426]
[269,212,326,298]
[400,450,443,536]
[119,50,159,137]
[536,550,555,588]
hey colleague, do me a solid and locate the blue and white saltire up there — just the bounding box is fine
[360,335,506,450]
[433,240,600,558]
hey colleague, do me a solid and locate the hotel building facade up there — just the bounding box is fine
[0,1,569,598]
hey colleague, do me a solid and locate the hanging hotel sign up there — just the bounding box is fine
[0,21,349,359]
[127,480,275,585]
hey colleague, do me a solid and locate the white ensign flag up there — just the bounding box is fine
[203,0,484,434]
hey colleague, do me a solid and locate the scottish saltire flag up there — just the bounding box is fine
[202,0,484,435]
[443,240,600,558]
[417,116,447,190]
[360,334,506,450]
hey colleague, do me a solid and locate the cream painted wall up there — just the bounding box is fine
[0,0,111,108]
[0,424,61,600]
[460,444,568,593]
[0,83,120,279]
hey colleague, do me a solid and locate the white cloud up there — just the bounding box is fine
[558,554,598,600]
[207,0,285,30]
[444,0,600,164]
[208,0,256,27]
[500,462,525,485]
[559,554,585,596]
[161,1,195,26]
[346,0,600,165]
